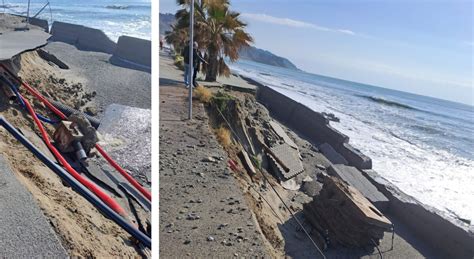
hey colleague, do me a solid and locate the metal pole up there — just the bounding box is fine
[26,0,31,24]
[188,0,194,120]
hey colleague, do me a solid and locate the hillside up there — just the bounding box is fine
[238,46,298,70]
[159,13,174,36]
[159,13,298,70]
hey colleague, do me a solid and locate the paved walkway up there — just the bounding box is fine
[0,155,67,257]
[159,55,269,257]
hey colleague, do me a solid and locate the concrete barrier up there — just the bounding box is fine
[336,142,372,169]
[29,17,49,32]
[363,169,474,259]
[50,21,116,54]
[112,36,151,68]
[257,85,349,147]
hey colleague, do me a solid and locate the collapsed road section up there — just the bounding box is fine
[189,77,473,258]
[0,13,151,257]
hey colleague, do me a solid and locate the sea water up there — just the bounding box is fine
[230,59,474,223]
[2,0,150,41]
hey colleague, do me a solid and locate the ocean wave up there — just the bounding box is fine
[105,5,149,10]
[358,95,417,110]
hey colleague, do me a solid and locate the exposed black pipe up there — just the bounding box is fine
[0,116,151,248]
[49,99,100,129]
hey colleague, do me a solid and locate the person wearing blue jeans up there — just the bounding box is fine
[182,42,207,88]
[183,63,190,87]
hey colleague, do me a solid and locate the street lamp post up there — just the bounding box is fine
[188,0,194,120]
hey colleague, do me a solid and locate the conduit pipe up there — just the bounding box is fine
[50,99,100,128]
[95,144,151,201]
[0,116,151,248]
[0,75,59,124]
[18,92,127,217]
[0,64,152,201]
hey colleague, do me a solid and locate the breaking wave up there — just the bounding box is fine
[358,95,417,110]
[104,5,150,10]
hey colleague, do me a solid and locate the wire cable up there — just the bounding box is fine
[215,105,327,259]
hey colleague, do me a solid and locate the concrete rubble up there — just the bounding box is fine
[328,164,389,212]
[303,175,392,247]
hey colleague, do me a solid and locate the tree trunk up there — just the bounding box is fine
[205,46,218,82]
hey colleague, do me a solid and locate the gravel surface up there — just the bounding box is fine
[159,84,269,258]
[43,41,151,117]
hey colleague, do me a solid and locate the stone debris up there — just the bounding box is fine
[303,175,392,247]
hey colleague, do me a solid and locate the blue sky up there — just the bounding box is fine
[161,0,473,105]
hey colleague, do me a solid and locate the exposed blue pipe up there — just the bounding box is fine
[0,76,60,125]
[0,116,151,249]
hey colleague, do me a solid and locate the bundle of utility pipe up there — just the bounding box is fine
[0,64,151,249]
[304,175,392,248]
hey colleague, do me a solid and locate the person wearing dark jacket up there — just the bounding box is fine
[182,42,207,88]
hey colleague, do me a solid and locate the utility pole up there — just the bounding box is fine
[26,0,31,24]
[188,0,194,120]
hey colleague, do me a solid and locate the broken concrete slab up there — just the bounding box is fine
[336,142,372,169]
[319,143,348,165]
[328,164,389,212]
[269,120,298,149]
[238,150,256,176]
[0,29,50,61]
[98,104,151,187]
[267,143,304,180]
[0,155,67,257]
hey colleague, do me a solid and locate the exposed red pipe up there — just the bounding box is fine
[19,94,127,216]
[0,64,151,201]
[96,145,151,201]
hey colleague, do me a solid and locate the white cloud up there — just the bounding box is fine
[241,13,355,36]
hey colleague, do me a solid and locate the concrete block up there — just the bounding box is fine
[319,143,348,165]
[29,17,49,32]
[113,36,151,67]
[328,164,389,212]
[50,21,81,44]
[336,142,372,169]
[77,26,116,54]
[50,21,116,54]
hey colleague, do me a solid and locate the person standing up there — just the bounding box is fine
[182,41,207,88]
[192,43,208,88]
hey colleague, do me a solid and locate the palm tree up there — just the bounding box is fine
[174,0,253,81]
[164,24,188,55]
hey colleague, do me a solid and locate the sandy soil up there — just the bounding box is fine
[0,49,145,257]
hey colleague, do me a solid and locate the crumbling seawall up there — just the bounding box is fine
[257,85,371,169]
[50,21,151,69]
[256,84,474,259]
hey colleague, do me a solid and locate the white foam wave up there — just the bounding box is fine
[232,63,474,222]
